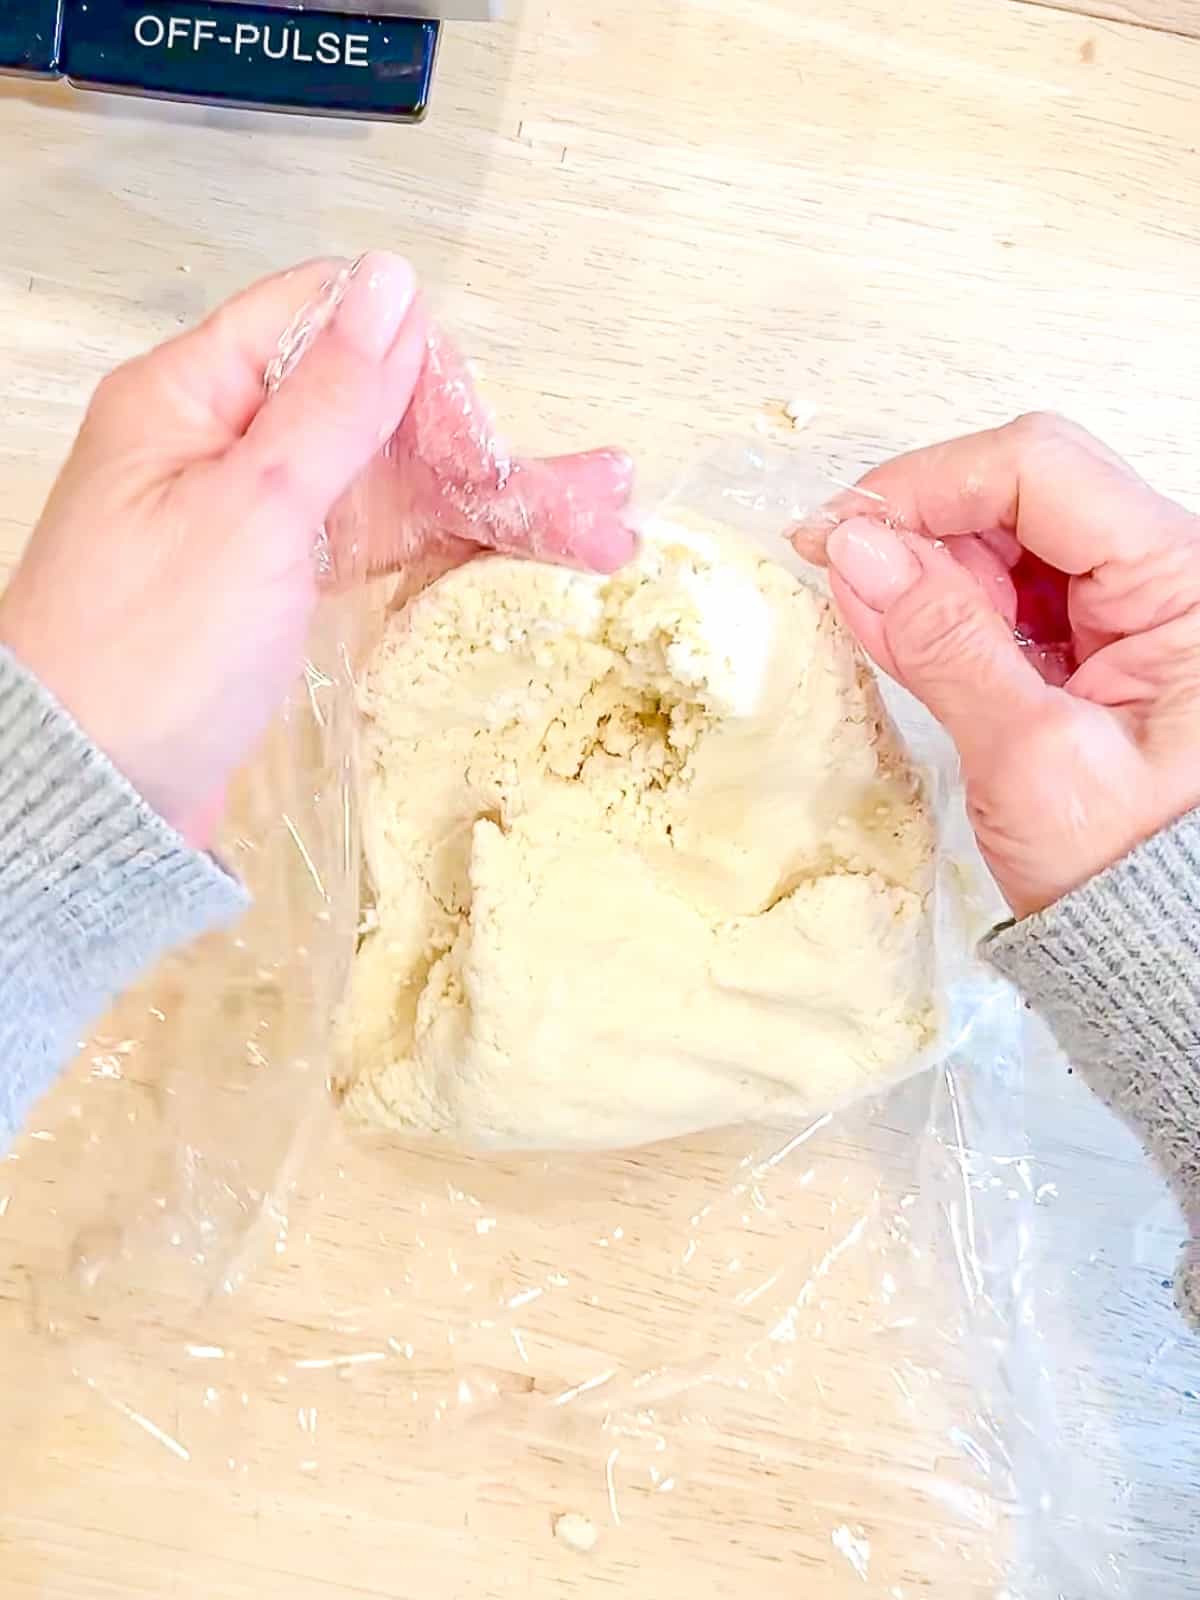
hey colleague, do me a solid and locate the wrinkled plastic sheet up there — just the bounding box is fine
[3,295,1198,1597]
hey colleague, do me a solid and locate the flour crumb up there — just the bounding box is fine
[783,394,815,430]
[832,1523,872,1579]
[554,1512,598,1553]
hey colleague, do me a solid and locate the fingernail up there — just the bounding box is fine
[789,507,840,565]
[336,252,417,358]
[826,518,922,611]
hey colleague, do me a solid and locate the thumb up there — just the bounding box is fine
[226,252,428,534]
[826,517,1049,768]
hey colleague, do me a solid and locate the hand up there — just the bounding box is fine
[338,320,637,585]
[0,253,635,846]
[792,413,1200,917]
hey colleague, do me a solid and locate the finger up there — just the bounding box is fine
[796,515,1021,629]
[798,413,1198,578]
[943,534,1019,630]
[1067,532,1200,643]
[514,449,637,571]
[977,525,1023,570]
[400,329,635,515]
[790,481,887,565]
[229,253,428,526]
[328,441,635,580]
[471,451,637,573]
[402,333,638,570]
[401,323,508,488]
[539,448,636,510]
[88,258,346,457]
[827,516,1050,771]
[1069,610,1200,715]
[377,321,637,574]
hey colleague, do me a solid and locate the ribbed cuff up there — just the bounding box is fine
[0,646,247,1140]
[986,811,1200,1326]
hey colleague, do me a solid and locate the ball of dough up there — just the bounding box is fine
[337,518,939,1152]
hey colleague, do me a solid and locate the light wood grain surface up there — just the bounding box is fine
[1019,0,1200,38]
[2,0,1200,1595]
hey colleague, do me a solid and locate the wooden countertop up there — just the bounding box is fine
[2,1,1200,1595]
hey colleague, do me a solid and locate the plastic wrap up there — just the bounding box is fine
[3,300,1198,1596]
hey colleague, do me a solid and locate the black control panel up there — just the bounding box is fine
[0,0,62,73]
[1,0,438,120]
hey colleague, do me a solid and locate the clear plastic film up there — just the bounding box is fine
[2,294,1197,1597]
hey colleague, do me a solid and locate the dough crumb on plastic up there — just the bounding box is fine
[553,1512,599,1553]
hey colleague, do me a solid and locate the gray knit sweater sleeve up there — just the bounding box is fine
[0,647,246,1144]
[986,811,1200,1325]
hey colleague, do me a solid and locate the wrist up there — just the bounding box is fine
[0,598,193,838]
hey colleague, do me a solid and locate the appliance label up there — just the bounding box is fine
[61,0,438,117]
[131,12,372,67]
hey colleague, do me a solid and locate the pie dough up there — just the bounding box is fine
[337,518,938,1151]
